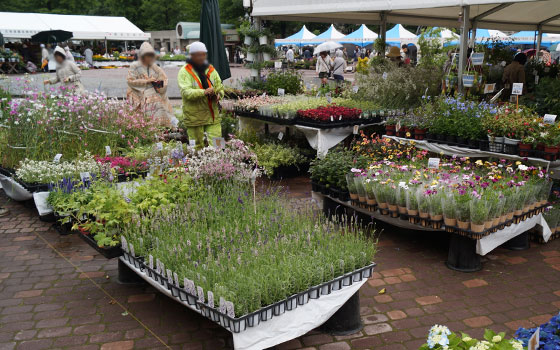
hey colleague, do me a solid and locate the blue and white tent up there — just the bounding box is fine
[340,24,378,47]
[510,31,560,45]
[434,27,459,46]
[385,24,417,46]
[274,25,316,47]
[312,24,345,43]
[472,29,508,43]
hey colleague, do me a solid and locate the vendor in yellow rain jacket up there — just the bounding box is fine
[177,41,224,149]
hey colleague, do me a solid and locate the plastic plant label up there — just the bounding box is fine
[543,114,557,124]
[339,116,342,121]
[277,88,285,96]
[226,301,235,318]
[149,255,153,269]
[208,291,214,308]
[274,61,282,69]
[80,172,91,182]
[219,297,226,313]
[326,93,332,103]
[173,272,179,286]
[353,125,359,134]
[483,83,495,94]
[395,121,401,132]
[512,83,523,95]
[160,263,166,277]
[121,237,128,252]
[528,327,539,350]
[382,72,388,80]
[155,258,161,272]
[53,154,62,163]
[278,132,284,141]
[166,269,172,284]
[197,286,204,302]
[213,137,225,149]
[129,244,135,257]
[105,145,111,156]
[535,75,539,85]
[156,142,163,151]
[352,85,359,93]
[330,116,334,122]
[428,158,440,169]
[189,140,196,147]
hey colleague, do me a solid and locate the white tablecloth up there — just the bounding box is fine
[476,213,551,255]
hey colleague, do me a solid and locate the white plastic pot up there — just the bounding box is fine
[504,137,520,145]
[471,52,484,65]
[246,52,255,62]
[259,35,268,45]
[244,36,253,46]
[0,175,32,201]
[462,74,475,87]
[250,68,259,77]
[263,52,271,61]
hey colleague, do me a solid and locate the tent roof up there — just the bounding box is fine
[251,0,560,33]
[386,24,417,39]
[274,25,317,46]
[0,12,150,40]
[340,24,378,45]
[315,24,346,39]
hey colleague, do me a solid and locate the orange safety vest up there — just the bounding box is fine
[185,64,216,121]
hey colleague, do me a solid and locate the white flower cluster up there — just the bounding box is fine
[427,325,451,349]
[469,341,490,350]
[15,151,98,184]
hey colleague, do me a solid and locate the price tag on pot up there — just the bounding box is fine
[277,132,284,141]
[535,75,539,85]
[277,88,285,96]
[544,114,557,124]
[53,154,62,163]
[353,125,359,134]
[382,72,388,80]
[483,83,495,94]
[156,142,163,151]
[105,145,111,156]
[274,61,282,69]
[512,83,523,95]
[121,236,128,253]
[352,85,359,93]
[80,172,91,182]
[428,158,440,169]
[149,255,153,269]
[528,327,539,350]
[213,137,225,149]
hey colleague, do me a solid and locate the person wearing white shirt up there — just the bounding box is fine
[64,46,75,62]
[286,46,295,65]
[41,44,49,72]
[316,51,332,85]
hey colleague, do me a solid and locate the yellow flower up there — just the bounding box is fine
[475,160,483,165]
[515,161,522,165]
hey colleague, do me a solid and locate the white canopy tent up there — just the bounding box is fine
[0,12,150,41]
[251,0,560,90]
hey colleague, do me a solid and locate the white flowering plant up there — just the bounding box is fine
[420,326,524,350]
[15,151,99,184]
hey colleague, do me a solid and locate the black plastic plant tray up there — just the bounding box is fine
[123,252,375,334]
[235,111,295,125]
[116,171,148,183]
[295,118,358,129]
[0,166,15,177]
[16,179,50,193]
[78,233,123,259]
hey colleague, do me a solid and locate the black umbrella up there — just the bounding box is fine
[200,0,231,80]
[31,30,73,44]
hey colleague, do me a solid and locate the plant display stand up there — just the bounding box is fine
[317,192,552,272]
[118,255,373,350]
[383,136,560,179]
[237,115,383,157]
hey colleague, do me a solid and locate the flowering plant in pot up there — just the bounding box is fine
[470,197,488,233]
[419,325,524,350]
[396,182,409,214]
[364,177,377,206]
[442,193,457,227]
[417,189,431,220]
[454,190,471,230]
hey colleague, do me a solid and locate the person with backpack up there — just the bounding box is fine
[332,49,347,81]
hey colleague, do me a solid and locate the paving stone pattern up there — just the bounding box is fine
[1,177,560,350]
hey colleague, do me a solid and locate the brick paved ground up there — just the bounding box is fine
[1,176,559,350]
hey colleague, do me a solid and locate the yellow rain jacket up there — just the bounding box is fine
[177,63,225,127]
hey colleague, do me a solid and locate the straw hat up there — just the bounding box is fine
[386,46,402,58]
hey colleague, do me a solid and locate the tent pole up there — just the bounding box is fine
[536,25,542,60]
[380,12,387,52]
[105,38,108,55]
[458,5,470,93]
[125,40,128,53]
[470,23,477,48]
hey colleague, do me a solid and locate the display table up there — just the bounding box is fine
[238,115,382,157]
[383,136,560,178]
[315,192,551,272]
[119,255,371,350]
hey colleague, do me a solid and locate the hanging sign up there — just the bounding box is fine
[543,114,557,124]
[483,84,495,94]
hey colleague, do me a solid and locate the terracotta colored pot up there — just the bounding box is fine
[518,143,532,157]
[507,212,514,220]
[366,199,376,205]
[419,211,429,219]
[350,193,358,200]
[407,209,419,216]
[444,217,457,227]
[398,206,407,214]
[359,196,367,203]
[471,223,485,233]
[378,202,388,209]
[457,220,470,230]
[514,209,523,216]
[431,214,443,221]
[388,204,398,211]
[492,217,500,227]
[484,220,493,229]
